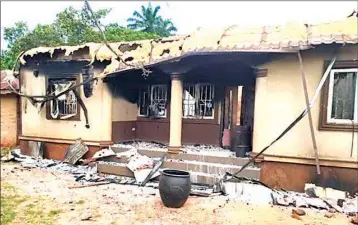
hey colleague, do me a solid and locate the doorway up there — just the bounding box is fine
[222,84,255,157]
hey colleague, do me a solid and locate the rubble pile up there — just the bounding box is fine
[113,141,167,151]
[181,145,235,157]
[113,141,235,157]
[220,176,358,215]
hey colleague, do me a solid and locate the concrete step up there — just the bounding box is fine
[111,147,252,167]
[97,159,260,186]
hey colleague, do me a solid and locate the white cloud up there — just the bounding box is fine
[1,1,356,48]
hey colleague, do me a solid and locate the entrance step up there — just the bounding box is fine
[111,146,253,167]
[97,159,260,186]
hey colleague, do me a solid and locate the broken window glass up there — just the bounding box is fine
[138,85,168,118]
[328,68,358,123]
[48,78,78,119]
[183,84,214,119]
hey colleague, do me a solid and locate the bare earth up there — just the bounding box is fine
[0,163,353,225]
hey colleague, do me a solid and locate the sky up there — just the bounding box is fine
[1,1,357,49]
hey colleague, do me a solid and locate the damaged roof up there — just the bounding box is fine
[1,70,19,94]
[20,16,358,76]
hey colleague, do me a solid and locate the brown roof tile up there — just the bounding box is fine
[20,16,358,76]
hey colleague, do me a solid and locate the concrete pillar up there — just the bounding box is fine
[168,74,183,154]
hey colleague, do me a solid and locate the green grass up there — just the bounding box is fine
[0,148,12,157]
[75,200,85,205]
[1,183,27,225]
[1,182,63,225]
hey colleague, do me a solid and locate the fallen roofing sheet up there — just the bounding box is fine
[19,16,358,76]
[1,70,19,94]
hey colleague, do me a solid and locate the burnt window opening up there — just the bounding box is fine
[81,65,94,98]
[327,68,358,124]
[183,84,214,119]
[47,78,79,120]
[160,49,170,56]
[138,85,168,118]
[124,57,134,62]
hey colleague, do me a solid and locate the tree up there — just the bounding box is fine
[155,17,177,37]
[1,4,160,70]
[127,3,177,37]
[104,23,159,42]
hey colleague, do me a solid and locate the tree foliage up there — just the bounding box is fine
[1,5,160,70]
[127,3,177,37]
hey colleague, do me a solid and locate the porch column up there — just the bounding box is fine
[168,74,183,154]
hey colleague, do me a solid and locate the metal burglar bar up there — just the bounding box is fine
[138,85,167,117]
[183,84,214,119]
[49,79,78,119]
[151,85,167,117]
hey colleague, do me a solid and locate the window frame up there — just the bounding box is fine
[137,85,150,117]
[46,76,81,121]
[319,60,358,132]
[326,68,358,124]
[137,84,168,118]
[182,83,215,120]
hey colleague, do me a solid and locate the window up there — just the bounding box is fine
[327,68,358,124]
[47,78,79,120]
[138,85,168,118]
[320,60,358,131]
[183,84,214,119]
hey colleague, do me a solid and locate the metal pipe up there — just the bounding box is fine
[297,51,321,175]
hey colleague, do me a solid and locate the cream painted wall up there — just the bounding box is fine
[20,66,112,142]
[1,94,18,147]
[253,45,358,161]
[111,95,138,122]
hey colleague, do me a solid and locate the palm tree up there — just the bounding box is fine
[127,3,177,37]
[155,17,177,37]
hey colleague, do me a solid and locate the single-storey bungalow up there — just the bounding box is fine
[16,16,357,192]
[1,70,20,148]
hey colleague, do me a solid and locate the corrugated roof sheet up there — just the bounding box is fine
[20,16,358,76]
[1,70,19,93]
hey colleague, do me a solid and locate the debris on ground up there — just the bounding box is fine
[291,213,303,220]
[141,154,167,187]
[126,152,160,184]
[92,147,116,159]
[305,183,347,200]
[63,138,89,165]
[4,148,358,217]
[292,208,306,216]
[325,212,335,218]
[351,216,358,224]
[113,141,236,157]
[113,141,167,151]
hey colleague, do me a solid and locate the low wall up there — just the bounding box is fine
[260,160,358,194]
[112,120,220,145]
[19,139,103,160]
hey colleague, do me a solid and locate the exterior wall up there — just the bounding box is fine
[111,84,222,145]
[260,161,358,194]
[1,94,18,147]
[253,45,358,166]
[20,65,112,144]
[112,95,137,141]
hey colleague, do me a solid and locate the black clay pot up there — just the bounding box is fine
[159,169,191,208]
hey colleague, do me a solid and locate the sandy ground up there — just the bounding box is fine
[0,163,354,225]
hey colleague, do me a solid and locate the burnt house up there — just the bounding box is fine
[17,16,358,192]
